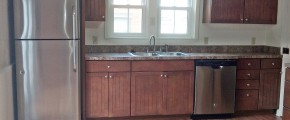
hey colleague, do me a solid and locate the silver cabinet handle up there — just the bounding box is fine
[72,6,77,72]
[247,73,251,76]
[102,16,105,18]
[105,75,108,78]
[107,66,111,68]
[245,18,248,21]
[248,63,251,66]
[164,75,168,78]
[109,76,112,79]
[160,74,163,77]
[246,94,250,97]
[246,84,250,87]
[272,63,275,66]
[241,18,244,21]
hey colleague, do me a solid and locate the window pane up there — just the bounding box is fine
[129,9,142,33]
[161,10,174,34]
[175,10,187,34]
[114,8,128,33]
[160,0,174,7]
[175,0,189,7]
[113,0,143,5]
[160,0,189,7]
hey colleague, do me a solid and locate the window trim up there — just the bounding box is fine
[106,0,149,38]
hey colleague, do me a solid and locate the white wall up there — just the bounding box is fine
[0,0,14,119]
[85,0,279,46]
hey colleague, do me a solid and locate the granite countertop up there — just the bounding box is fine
[86,53,283,60]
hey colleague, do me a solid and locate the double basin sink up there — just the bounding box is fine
[128,52,188,57]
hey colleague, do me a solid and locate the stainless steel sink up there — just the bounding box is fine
[128,52,187,57]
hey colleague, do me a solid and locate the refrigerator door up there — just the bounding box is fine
[14,0,80,39]
[16,40,80,120]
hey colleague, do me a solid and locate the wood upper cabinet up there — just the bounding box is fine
[86,72,130,118]
[203,0,278,24]
[86,0,106,21]
[131,72,164,116]
[244,0,278,24]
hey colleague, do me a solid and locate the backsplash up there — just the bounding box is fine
[86,45,281,54]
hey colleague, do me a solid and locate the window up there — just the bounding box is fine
[158,0,194,38]
[107,0,147,38]
[106,0,198,39]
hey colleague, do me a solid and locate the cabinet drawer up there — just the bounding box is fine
[86,61,130,72]
[286,68,290,81]
[132,61,194,72]
[261,59,282,69]
[284,81,290,108]
[237,70,260,79]
[283,107,290,120]
[237,59,260,70]
[236,90,259,111]
[236,80,259,90]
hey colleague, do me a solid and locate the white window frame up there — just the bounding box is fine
[106,0,148,39]
[157,0,197,39]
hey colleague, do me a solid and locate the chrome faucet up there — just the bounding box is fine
[149,35,156,53]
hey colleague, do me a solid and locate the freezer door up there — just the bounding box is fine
[16,40,80,120]
[194,66,214,114]
[14,0,80,39]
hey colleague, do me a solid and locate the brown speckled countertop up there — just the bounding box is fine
[86,53,282,61]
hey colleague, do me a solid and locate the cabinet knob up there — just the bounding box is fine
[102,16,105,19]
[246,84,250,87]
[164,75,168,78]
[105,75,108,78]
[248,63,252,66]
[160,74,163,77]
[247,73,251,76]
[245,18,248,21]
[107,66,111,68]
[241,18,244,21]
[272,63,275,66]
[246,94,250,97]
[109,76,112,79]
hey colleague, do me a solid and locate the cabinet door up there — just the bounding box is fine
[164,71,194,115]
[86,73,109,118]
[259,69,281,109]
[108,72,131,117]
[244,0,278,24]
[208,0,244,23]
[86,0,106,21]
[131,72,164,116]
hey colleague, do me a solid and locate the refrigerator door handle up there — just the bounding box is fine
[73,6,77,72]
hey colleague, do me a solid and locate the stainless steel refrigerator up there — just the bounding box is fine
[14,0,81,120]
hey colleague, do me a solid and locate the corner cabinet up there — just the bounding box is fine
[85,0,106,21]
[203,0,278,24]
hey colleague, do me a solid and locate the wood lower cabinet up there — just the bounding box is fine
[236,90,259,111]
[259,69,281,109]
[131,71,194,116]
[164,71,194,115]
[86,72,130,118]
[283,68,290,119]
[131,72,164,116]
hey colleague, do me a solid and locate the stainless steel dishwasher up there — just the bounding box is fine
[194,59,237,116]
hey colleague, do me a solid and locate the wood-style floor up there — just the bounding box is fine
[106,114,282,120]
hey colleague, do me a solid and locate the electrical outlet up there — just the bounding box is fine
[251,37,256,45]
[204,37,209,45]
[92,36,98,44]
[283,47,289,54]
